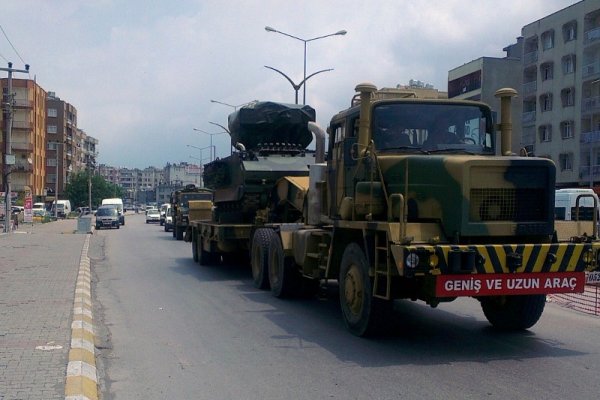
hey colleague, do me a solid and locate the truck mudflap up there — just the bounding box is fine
[435,271,585,297]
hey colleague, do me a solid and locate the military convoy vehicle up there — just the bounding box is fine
[170,184,212,240]
[189,84,600,336]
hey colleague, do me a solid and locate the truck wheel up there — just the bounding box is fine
[192,230,199,263]
[176,226,184,240]
[481,295,546,330]
[339,242,391,336]
[251,228,274,290]
[172,227,176,238]
[268,233,300,298]
[199,238,218,266]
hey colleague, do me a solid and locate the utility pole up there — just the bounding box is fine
[1,62,30,233]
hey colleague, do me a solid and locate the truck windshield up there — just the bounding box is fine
[372,102,494,154]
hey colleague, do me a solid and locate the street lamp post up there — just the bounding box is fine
[264,65,333,104]
[193,128,226,162]
[210,99,257,111]
[265,26,346,104]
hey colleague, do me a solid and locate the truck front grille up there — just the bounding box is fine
[470,188,546,222]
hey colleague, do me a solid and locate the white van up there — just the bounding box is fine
[555,188,600,222]
[51,200,72,218]
[101,198,125,225]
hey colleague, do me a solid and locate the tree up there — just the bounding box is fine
[64,171,123,208]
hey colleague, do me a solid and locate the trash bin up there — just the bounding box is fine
[77,215,93,233]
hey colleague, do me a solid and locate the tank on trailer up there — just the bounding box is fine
[203,101,316,224]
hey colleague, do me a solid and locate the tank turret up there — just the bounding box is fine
[204,101,317,223]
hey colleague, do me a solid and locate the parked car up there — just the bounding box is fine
[32,203,47,217]
[95,206,120,229]
[164,205,173,232]
[146,208,161,224]
[159,203,169,226]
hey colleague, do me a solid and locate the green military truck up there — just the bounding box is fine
[170,184,212,240]
[191,84,600,336]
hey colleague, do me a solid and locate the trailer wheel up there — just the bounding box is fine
[481,295,546,330]
[192,230,199,263]
[251,228,274,289]
[268,233,300,298]
[198,237,218,266]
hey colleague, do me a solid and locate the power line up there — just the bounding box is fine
[0,51,8,63]
[0,23,27,65]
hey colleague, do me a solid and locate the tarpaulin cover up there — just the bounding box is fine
[227,101,316,151]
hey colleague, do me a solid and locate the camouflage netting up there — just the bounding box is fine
[227,101,316,151]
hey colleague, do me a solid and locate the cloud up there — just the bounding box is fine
[0,0,577,167]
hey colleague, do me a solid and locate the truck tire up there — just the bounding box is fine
[192,230,199,263]
[268,232,300,298]
[481,295,546,330]
[176,225,184,240]
[251,228,274,290]
[339,242,391,337]
[198,238,218,266]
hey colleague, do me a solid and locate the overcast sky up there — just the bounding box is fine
[1,0,579,168]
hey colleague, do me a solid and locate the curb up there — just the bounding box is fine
[65,234,99,400]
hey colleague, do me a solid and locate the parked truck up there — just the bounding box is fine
[190,84,600,336]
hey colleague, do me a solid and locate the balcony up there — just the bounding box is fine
[11,142,33,152]
[581,130,600,143]
[13,99,33,108]
[12,164,33,173]
[12,121,31,130]
[584,27,600,45]
[522,81,537,96]
[583,61,600,79]
[523,50,538,66]
[522,111,537,125]
[582,95,600,113]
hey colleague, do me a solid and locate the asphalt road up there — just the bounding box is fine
[90,214,600,400]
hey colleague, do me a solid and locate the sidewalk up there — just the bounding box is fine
[0,219,87,400]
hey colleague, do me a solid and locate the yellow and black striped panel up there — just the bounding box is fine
[405,243,599,274]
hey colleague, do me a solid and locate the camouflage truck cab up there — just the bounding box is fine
[281,83,600,336]
[170,184,212,240]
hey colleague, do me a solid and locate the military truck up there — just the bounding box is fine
[191,84,600,336]
[188,101,317,263]
[170,184,212,240]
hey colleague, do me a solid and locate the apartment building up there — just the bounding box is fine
[520,0,600,188]
[0,78,47,198]
[448,42,523,154]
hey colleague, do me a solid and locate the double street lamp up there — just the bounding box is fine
[265,26,346,104]
[193,128,226,162]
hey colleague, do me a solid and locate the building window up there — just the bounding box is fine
[541,62,554,80]
[47,174,57,184]
[539,125,552,142]
[542,30,554,50]
[47,125,57,134]
[48,108,57,118]
[561,121,574,139]
[540,93,553,112]
[563,21,577,42]
[561,87,575,107]
[562,54,576,74]
[559,153,573,171]
[46,158,57,167]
